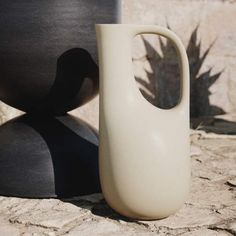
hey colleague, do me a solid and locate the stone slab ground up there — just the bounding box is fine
[0,129,235,236]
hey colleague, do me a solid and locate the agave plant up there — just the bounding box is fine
[134,25,224,118]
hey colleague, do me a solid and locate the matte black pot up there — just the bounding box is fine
[0,114,101,198]
[0,0,121,198]
[0,0,121,115]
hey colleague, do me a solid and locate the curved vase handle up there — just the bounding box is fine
[130,25,189,109]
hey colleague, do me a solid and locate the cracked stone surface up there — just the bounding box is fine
[0,129,235,235]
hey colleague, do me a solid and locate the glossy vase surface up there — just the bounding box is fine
[96,24,190,220]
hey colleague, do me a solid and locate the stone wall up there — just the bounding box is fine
[125,0,236,119]
[1,0,236,128]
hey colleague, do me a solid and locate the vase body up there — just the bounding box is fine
[96,24,190,220]
[0,0,121,114]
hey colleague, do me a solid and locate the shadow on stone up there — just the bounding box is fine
[191,117,236,135]
[134,24,224,118]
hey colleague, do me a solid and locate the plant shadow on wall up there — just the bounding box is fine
[133,25,224,127]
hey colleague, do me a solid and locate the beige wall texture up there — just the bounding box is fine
[1,0,236,128]
[125,0,236,119]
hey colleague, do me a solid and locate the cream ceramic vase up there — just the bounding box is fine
[96,24,190,220]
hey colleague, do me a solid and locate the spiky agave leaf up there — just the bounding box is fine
[135,24,224,118]
[135,33,180,108]
[188,26,224,117]
[134,36,160,105]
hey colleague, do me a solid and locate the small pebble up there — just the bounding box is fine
[227,179,236,187]
[45,232,55,236]
[119,220,127,225]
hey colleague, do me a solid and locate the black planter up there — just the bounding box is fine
[0,114,100,198]
[0,0,121,198]
[0,0,121,114]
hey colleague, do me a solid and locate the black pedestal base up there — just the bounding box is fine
[0,114,101,198]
